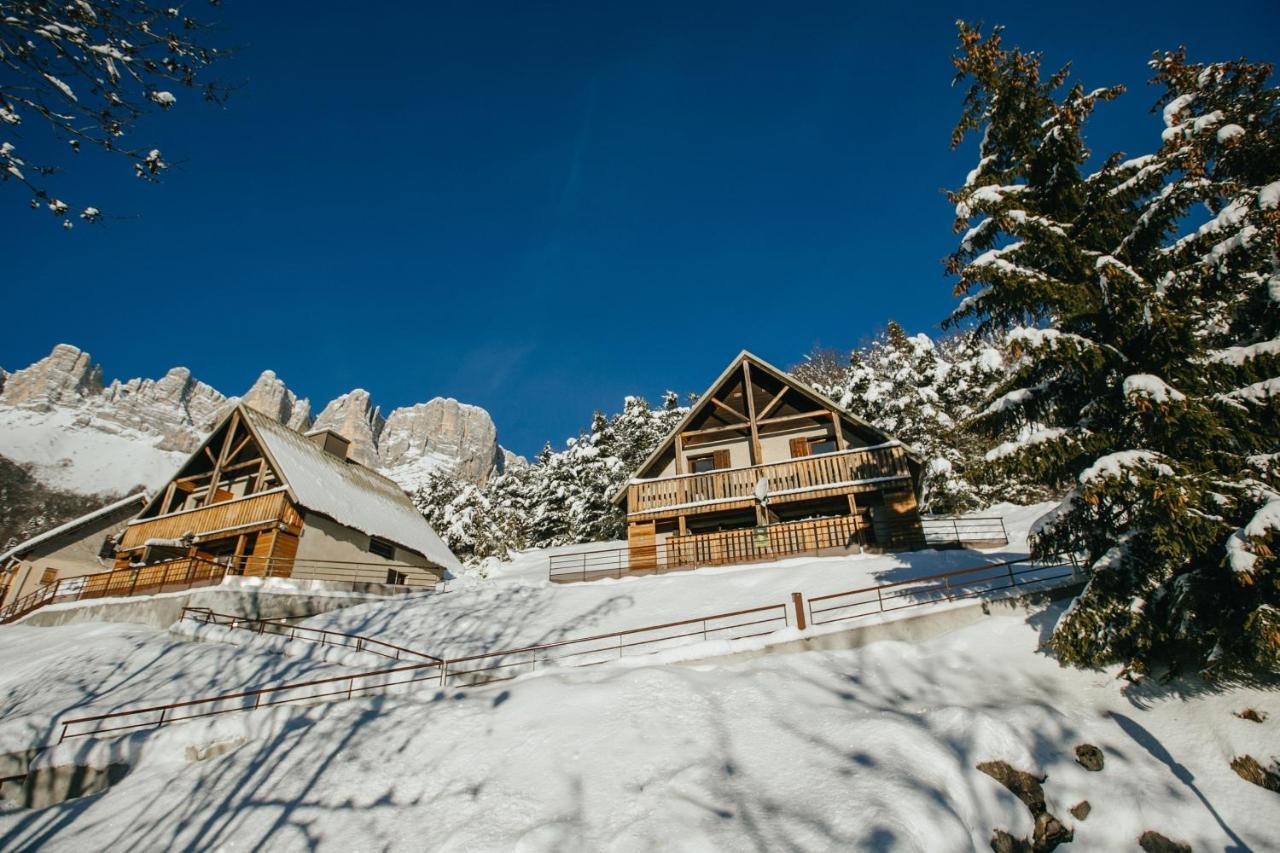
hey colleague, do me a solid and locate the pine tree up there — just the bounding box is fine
[946,22,1280,676]
[413,393,687,562]
[800,323,1024,513]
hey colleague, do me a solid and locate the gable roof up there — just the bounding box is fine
[610,350,922,505]
[240,406,462,572]
[139,405,461,572]
[1,492,148,565]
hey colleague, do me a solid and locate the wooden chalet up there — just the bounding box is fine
[612,351,925,573]
[114,405,461,588]
[0,493,149,609]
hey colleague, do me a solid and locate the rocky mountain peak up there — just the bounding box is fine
[312,388,385,468]
[0,346,513,498]
[239,369,313,432]
[0,344,104,409]
[380,397,503,489]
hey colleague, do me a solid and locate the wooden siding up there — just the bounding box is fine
[119,490,296,551]
[626,444,911,520]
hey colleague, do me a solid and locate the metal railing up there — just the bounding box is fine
[49,551,1080,744]
[548,515,1010,584]
[0,555,444,625]
[56,601,792,742]
[180,608,441,663]
[0,557,231,624]
[806,554,1078,628]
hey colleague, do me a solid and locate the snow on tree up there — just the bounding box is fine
[796,323,1029,513]
[0,1,229,226]
[946,22,1280,676]
[414,393,686,561]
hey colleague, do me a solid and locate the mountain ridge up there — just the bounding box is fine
[0,344,523,500]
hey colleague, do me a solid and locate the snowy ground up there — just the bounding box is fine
[1,603,1275,851]
[0,622,360,755]
[0,407,186,496]
[296,503,1055,658]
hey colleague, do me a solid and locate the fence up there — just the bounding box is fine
[54,553,1080,744]
[180,608,442,663]
[0,555,445,625]
[548,515,1010,584]
[0,557,230,624]
[56,601,792,742]
[806,554,1078,628]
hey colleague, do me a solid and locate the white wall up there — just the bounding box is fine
[294,513,441,586]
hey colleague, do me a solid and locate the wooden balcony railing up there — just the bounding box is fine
[626,443,911,517]
[119,488,293,551]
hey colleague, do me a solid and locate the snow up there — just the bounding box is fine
[0,622,360,756]
[1225,497,1280,575]
[984,427,1068,462]
[1161,93,1195,127]
[1260,179,1280,210]
[0,406,188,496]
[242,407,461,573]
[2,599,1276,851]
[1206,339,1280,365]
[1079,451,1174,484]
[1215,123,1245,143]
[1220,377,1280,404]
[1122,374,1186,403]
[982,386,1040,416]
[293,503,1055,660]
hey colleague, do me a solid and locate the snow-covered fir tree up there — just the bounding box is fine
[414,393,686,561]
[946,22,1280,676]
[796,323,1035,513]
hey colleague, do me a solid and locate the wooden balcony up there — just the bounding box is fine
[119,488,297,551]
[625,444,912,520]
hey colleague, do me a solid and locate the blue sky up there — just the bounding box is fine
[4,1,1277,457]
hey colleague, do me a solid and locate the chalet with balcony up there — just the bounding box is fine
[611,351,924,573]
[114,405,461,588]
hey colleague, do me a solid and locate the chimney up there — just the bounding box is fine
[305,428,351,460]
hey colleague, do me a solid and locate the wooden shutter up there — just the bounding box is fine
[712,449,731,469]
[789,437,810,458]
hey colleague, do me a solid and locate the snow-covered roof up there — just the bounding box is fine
[239,407,461,572]
[1,492,148,565]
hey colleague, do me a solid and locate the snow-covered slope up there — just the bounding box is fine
[0,344,518,498]
[2,602,1274,851]
[302,503,1056,658]
[0,406,188,496]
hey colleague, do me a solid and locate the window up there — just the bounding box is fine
[40,568,58,586]
[385,569,408,586]
[688,449,731,473]
[790,436,838,458]
[98,535,118,559]
[808,438,838,456]
[369,537,395,559]
[689,454,717,473]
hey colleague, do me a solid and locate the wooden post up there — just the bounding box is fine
[791,592,806,630]
[830,410,847,450]
[673,433,685,475]
[742,360,763,465]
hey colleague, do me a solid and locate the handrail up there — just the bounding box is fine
[547,515,1010,583]
[807,554,1044,604]
[0,556,230,624]
[56,601,791,742]
[180,607,443,664]
[53,551,1081,744]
